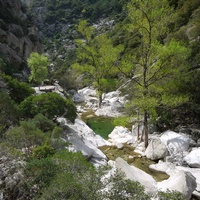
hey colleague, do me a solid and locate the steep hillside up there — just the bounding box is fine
[0,0,42,75]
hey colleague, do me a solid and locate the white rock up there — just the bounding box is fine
[108,126,135,147]
[160,130,190,165]
[177,166,200,199]
[157,169,196,200]
[149,160,176,175]
[184,148,200,168]
[57,117,108,166]
[160,130,190,153]
[115,157,157,195]
[145,138,167,160]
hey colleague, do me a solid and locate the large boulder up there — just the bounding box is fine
[150,161,197,200]
[145,138,168,160]
[57,117,108,167]
[157,169,196,200]
[184,148,200,168]
[108,126,135,148]
[177,166,200,199]
[160,130,190,165]
[115,157,157,195]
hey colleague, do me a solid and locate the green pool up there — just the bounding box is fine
[86,116,115,139]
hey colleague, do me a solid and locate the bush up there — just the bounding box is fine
[4,120,46,156]
[1,74,35,104]
[0,91,20,134]
[32,144,55,159]
[30,113,56,132]
[157,190,186,200]
[19,92,77,122]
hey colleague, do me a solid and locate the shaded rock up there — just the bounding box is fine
[145,138,167,160]
[72,93,85,103]
[160,130,190,165]
[115,157,157,195]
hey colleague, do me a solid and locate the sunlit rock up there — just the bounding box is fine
[115,157,157,195]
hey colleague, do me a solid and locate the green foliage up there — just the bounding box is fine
[32,144,55,159]
[30,113,56,132]
[175,0,200,27]
[0,142,22,160]
[42,0,125,23]
[72,20,123,106]
[4,120,46,156]
[117,0,191,147]
[105,172,150,200]
[19,92,77,122]
[113,116,129,127]
[27,52,49,85]
[1,74,35,104]
[24,157,58,197]
[0,91,20,134]
[158,189,186,200]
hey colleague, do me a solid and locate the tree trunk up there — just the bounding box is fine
[143,110,148,148]
[98,91,102,108]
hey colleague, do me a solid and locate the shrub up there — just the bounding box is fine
[19,92,77,122]
[0,91,20,134]
[4,120,46,156]
[32,144,55,159]
[157,190,186,200]
[1,74,35,104]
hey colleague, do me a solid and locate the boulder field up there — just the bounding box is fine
[69,87,200,200]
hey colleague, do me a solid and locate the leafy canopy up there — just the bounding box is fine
[27,52,49,85]
[72,20,123,106]
[117,0,190,147]
[19,92,77,122]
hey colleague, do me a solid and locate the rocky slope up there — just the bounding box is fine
[0,0,42,73]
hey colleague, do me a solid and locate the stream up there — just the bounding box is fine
[81,113,169,182]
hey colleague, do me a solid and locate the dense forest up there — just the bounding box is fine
[0,0,200,199]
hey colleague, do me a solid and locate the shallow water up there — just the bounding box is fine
[99,144,169,182]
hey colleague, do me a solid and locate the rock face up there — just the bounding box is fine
[157,169,196,200]
[177,166,200,199]
[0,0,42,71]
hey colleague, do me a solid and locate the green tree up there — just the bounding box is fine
[72,20,123,107]
[118,0,190,147]
[27,52,49,88]
[19,92,77,122]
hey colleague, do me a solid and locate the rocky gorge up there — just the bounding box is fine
[57,86,200,200]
